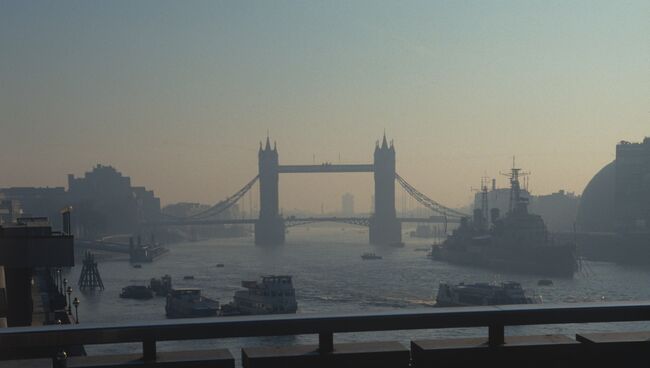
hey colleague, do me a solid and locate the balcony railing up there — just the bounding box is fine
[1,301,650,366]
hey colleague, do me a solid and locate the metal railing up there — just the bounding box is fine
[1,301,650,361]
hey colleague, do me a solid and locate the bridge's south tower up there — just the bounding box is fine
[255,137,285,245]
[369,135,402,244]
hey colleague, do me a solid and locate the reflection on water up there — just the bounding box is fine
[67,224,650,357]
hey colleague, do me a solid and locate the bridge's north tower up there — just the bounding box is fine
[369,135,402,244]
[255,137,285,245]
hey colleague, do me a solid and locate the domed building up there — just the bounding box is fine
[576,161,616,232]
[577,138,650,233]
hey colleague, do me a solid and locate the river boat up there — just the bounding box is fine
[410,224,435,238]
[221,275,297,315]
[435,282,535,307]
[129,241,169,263]
[361,252,382,260]
[150,275,172,296]
[165,288,219,318]
[119,285,153,300]
[432,166,578,277]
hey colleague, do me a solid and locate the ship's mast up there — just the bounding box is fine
[481,176,489,223]
[501,157,529,215]
[471,176,490,230]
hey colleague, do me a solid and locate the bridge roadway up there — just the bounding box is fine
[145,216,458,227]
[278,164,373,173]
[75,239,131,254]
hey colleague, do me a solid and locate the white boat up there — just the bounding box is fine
[435,281,536,307]
[222,275,297,315]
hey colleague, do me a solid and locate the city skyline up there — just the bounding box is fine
[1,1,648,211]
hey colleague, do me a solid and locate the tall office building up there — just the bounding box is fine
[615,138,650,231]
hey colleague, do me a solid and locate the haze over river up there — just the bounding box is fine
[66,224,650,360]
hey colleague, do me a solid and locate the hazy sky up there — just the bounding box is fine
[1,1,648,212]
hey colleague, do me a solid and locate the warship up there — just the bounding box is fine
[431,165,578,277]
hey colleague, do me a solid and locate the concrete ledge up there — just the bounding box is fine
[576,331,650,344]
[576,331,650,366]
[0,358,51,368]
[67,349,234,368]
[242,341,409,368]
[411,335,580,368]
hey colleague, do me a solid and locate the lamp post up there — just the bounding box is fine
[66,286,72,314]
[62,278,67,307]
[57,269,62,294]
[72,297,80,324]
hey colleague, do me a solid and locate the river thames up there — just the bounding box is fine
[66,224,650,360]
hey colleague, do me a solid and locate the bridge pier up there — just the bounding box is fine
[254,217,285,246]
[369,217,402,245]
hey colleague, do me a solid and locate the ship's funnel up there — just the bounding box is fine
[473,208,485,229]
[491,208,500,224]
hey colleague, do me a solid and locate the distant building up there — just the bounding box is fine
[0,200,21,225]
[162,202,210,218]
[67,164,161,237]
[0,187,68,229]
[1,164,162,239]
[578,138,650,233]
[530,190,580,233]
[473,187,579,233]
[576,161,615,232]
[615,138,650,231]
[341,193,354,216]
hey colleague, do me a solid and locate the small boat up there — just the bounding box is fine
[183,275,195,280]
[389,241,405,248]
[435,282,536,307]
[537,279,553,286]
[132,264,142,269]
[361,252,382,260]
[166,288,219,318]
[216,264,225,268]
[119,285,153,300]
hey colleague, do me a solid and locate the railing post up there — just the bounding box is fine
[319,331,334,354]
[143,338,156,362]
[53,350,67,368]
[488,324,504,347]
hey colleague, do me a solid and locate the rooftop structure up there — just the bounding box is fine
[0,216,74,327]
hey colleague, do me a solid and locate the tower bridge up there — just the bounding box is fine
[147,135,467,245]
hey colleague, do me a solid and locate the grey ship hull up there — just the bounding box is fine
[433,244,577,277]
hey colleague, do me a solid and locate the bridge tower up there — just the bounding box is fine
[255,137,285,245]
[369,134,402,244]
